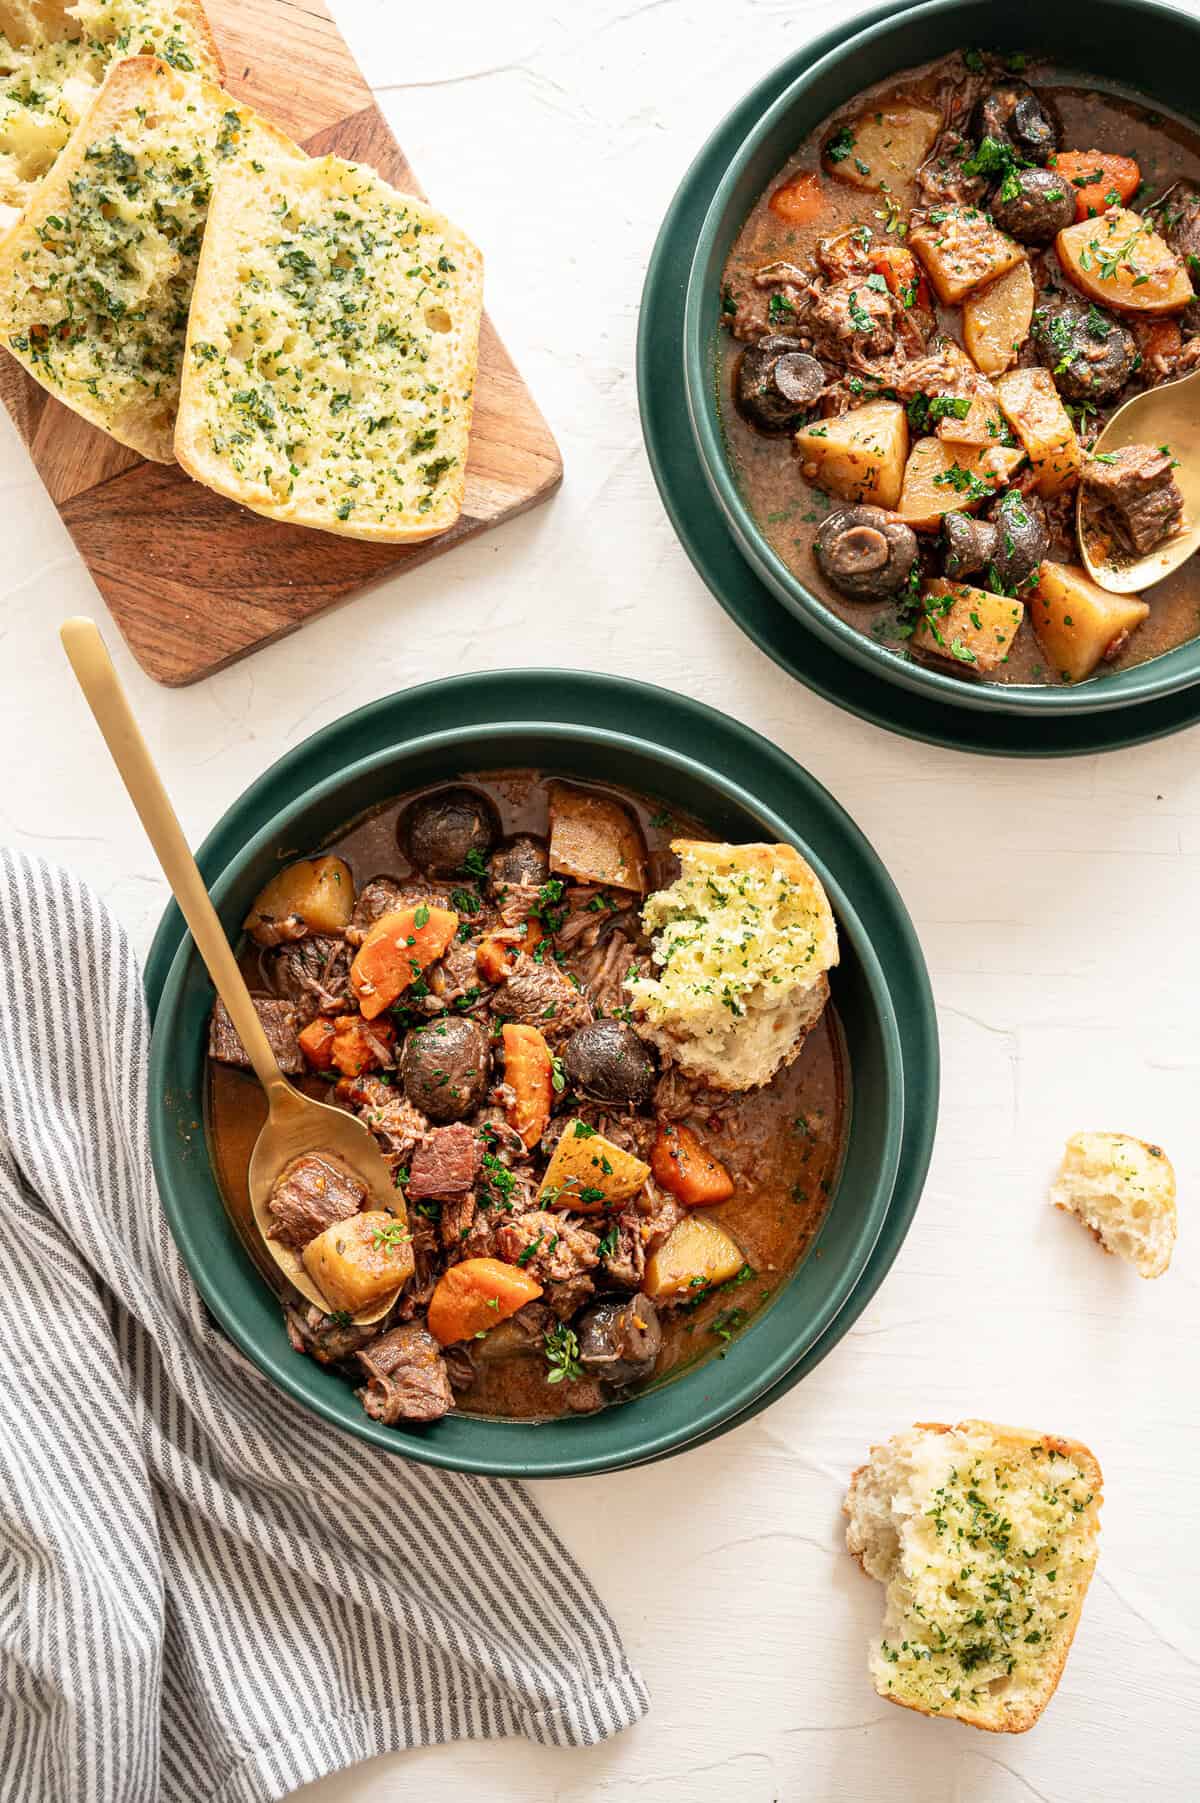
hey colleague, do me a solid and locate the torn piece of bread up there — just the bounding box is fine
[174,153,484,542]
[0,56,298,459]
[846,1420,1103,1734]
[0,0,221,232]
[625,840,839,1091]
[1051,1130,1177,1279]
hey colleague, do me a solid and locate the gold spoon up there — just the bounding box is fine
[60,617,411,1324]
[1078,365,1200,595]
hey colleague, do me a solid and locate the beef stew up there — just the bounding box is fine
[206,772,847,1427]
[720,50,1200,685]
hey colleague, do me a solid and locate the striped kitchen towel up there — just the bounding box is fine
[0,852,649,1803]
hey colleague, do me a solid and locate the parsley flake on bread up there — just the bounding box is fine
[0,0,221,232]
[174,152,484,541]
[625,840,838,1091]
[846,1420,1103,1733]
[0,55,299,459]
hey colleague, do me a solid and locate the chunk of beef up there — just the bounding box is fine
[271,933,351,1023]
[727,260,815,342]
[598,1210,646,1290]
[337,1076,429,1165]
[575,931,637,1017]
[357,1325,454,1425]
[443,1344,476,1391]
[426,936,484,1011]
[1152,182,1200,274]
[494,880,542,929]
[439,1191,478,1249]
[635,1180,686,1256]
[917,129,988,207]
[408,1123,481,1199]
[267,1153,365,1251]
[493,1209,600,1283]
[542,1273,596,1320]
[286,1302,392,1366]
[345,875,443,946]
[1081,445,1185,555]
[497,952,594,1036]
[810,276,898,366]
[208,996,302,1075]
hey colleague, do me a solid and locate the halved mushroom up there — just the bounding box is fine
[814,504,919,601]
[577,1294,663,1387]
[735,335,825,431]
[972,81,1060,164]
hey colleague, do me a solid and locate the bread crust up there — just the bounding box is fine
[845,1419,1104,1734]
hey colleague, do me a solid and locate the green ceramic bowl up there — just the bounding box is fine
[683,0,1200,719]
[148,685,933,1477]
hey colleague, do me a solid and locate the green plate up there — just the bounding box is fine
[639,0,1200,755]
[146,673,937,1476]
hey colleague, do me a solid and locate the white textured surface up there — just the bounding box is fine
[2,2,1197,1797]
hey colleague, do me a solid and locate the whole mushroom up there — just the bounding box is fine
[989,489,1049,590]
[1033,301,1137,403]
[406,786,498,878]
[735,335,825,431]
[561,1020,657,1107]
[814,505,919,601]
[988,167,1076,243]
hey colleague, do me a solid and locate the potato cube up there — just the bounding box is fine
[993,367,1083,498]
[822,102,942,191]
[794,400,909,510]
[244,855,355,943]
[1057,208,1194,315]
[896,437,1025,530]
[643,1214,746,1301]
[1029,562,1150,682]
[962,260,1036,375]
[302,1210,415,1316]
[539,1120,650,1211]
[548,782,646,891]
[911,579,1025,675]
[909,206,1025,305]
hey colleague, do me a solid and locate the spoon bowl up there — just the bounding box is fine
[60,617,409,1326]
[1079,366,1200,594]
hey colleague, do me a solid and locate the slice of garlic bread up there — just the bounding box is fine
[1051,1130,1177,1278]
[846,1420,1103,1733]
[0,0,221,232]
[175,153,484,542]
[625,840,839,1091]
[0,55,299,459]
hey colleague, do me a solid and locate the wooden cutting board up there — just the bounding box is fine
[0,0,562,686]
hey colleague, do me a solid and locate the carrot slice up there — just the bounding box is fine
[350,904,458,1019]
[297,1017,337,1070]
[1051,150,1140,221]
[475,918,543,985]
[330,1015,395,1078]
[870,244,932,312]
[426,1258,543,1346]
[769,170,825,226]
[651,1121,735,1206]
[502,1023,554,1150]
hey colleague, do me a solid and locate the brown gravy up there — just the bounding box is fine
[721,57,1200,684]
[206,771,847,1422]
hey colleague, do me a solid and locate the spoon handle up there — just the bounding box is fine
[60,618,288,1099]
